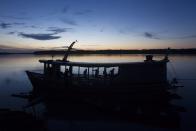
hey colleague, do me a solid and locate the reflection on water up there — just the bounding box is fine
[35,85,183,129]
[0,54,196,130]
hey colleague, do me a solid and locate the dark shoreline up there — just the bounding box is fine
[1,48,196,55]
[0,52,32,55]
[30,48,196,55]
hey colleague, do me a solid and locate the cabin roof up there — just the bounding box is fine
[39,59,167,67]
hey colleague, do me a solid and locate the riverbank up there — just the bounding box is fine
[1,48,196,55]
[33,48,196,55]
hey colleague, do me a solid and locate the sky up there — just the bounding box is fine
[0,0,196,52]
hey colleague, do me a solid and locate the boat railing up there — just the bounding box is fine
[41,68,119,87]
[70,74,117,87]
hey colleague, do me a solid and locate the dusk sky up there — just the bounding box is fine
[0,0,196,52]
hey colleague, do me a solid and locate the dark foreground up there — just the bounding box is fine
[0,83,185,131]
[1,54,196,130]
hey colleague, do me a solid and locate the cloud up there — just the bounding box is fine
[48,27,73,34]
[143,32,160,39]
[143,31,196,40]
[0,15,29,20]
[13,22,25,25]
[24,25,40,29]
[168,35,196,39]
[0,45,13,50]
[0,44,23,52]
[82,44,100,47]
[61,18,77,25]
[0,44,38,53]
[118,27,136,35]
[74,9,93,15]
[144,32,153,38]
[100,28,104,32]
[0,22,11,29]
[119,29,130,34]
[62,5,69,13]
[30,25,37,28]
[18,33,61,40]
[0,22,25,29]
[8,32,16,35]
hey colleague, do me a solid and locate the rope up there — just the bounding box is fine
[167,67,174,79]
[177,79,196,81]
[169,60,178,78]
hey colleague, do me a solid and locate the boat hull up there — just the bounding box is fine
[26,71,170,100]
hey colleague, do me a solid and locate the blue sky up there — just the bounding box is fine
[0,0,196,52]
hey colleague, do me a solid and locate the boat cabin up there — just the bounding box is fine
[39,55,169,86]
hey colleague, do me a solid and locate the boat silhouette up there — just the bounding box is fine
[23,41,186,129]
[26,41,171,96]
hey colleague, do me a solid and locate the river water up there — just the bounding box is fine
[0,54,196,130]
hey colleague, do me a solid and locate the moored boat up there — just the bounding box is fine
[26,41,171,98]
[23,42,185,130]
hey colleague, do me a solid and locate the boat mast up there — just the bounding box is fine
[163,47,170,61]
[62,40,77,61]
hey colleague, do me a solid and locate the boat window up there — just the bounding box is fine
[49,64,52,68]
[108,67,119,75]
[98,67,119,76]
[72,66,79,75]
[59,65,119,79]
[60,66,66,73]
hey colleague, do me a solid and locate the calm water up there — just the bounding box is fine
[0,54,196,130]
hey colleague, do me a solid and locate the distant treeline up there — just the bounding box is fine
[34,49,196,55]
[0,52,11,55]
[0,52,32,55]
[1,49,196,55]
